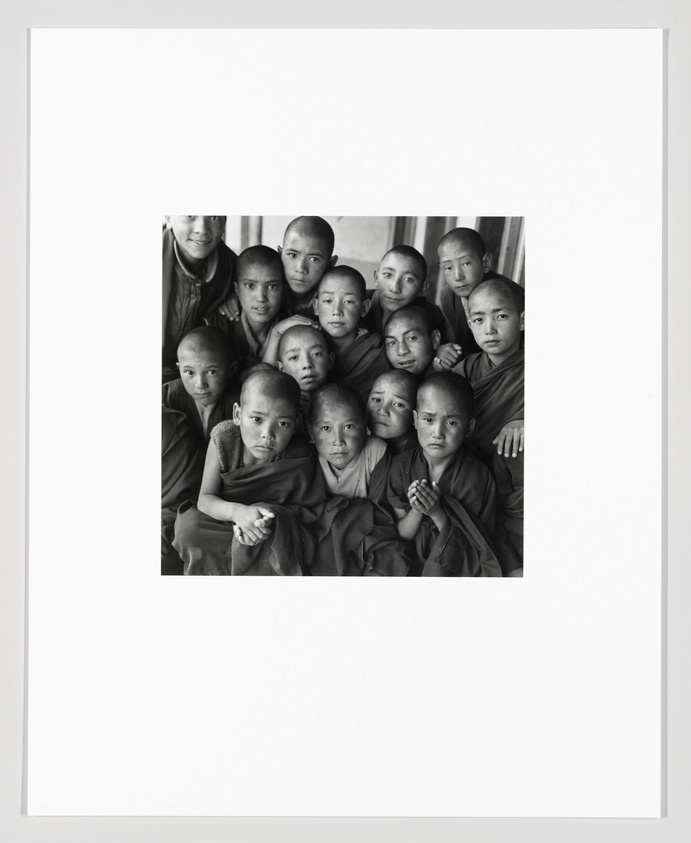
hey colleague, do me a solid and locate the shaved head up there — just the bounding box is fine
[309,383,365,426]
[380,245,427,283]
[318,265,367,300]
[277,324,326,359]
[284,216,335,257]
[237,244,285,278]
[417,372,474,419]
[177,326,230,365]
[438,227,487,260]
[469,277,525,315]
[240,368,300,415]
[370,369,418,399]
[386,305,435,336]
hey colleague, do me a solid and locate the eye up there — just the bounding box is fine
[278,421,291,428]
[393,401,404,408]
[309,257,321,263]
[369,397,381,404]
[386,339,395,347]
[407,334,418,342]
[207,369,217,376]
[344,423,355,430]
[320,425,331,432]
[288,354,298,362]
[185,215,195,220]
[312,351,323,358]
[250,416,262,424]
[322,297,332,304]
[403,276,415,285]
[243,282,254,290]
[286,251,297,259]
[210,216,220,221]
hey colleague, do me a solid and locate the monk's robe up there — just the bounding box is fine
[204,304,289,377]
[367,429,418,505]
[162,377,239,447]
[329,329,391,404]
[454,347,524,574]
[438,270,515,356]
[364,291,454,344]
[174,422,412,577]
[374,445,502,577]
[162,227,237,383]
[161,408,205,574]
[317,436,387,498]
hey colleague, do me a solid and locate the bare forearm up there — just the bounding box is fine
[397,509,424,540]
[197,494,242,523]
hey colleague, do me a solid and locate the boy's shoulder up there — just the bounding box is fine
[363,434,388,465]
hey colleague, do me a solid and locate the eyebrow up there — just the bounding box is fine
[283,343,323,355]
[469,305,511,317]
[380,263,419,276]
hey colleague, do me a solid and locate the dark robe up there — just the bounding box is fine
[455,348,524,574]
[204,304,290,377]
[330,330,391,404]
[374,445,502,577]
[162,377,239,447]
[173,423,413,576]
[365,291,454,344]
[162,228,237,382]
[438,270,514,355]
[161,408,205,574]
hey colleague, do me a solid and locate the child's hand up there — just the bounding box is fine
[434,343,463,370]
[218,292,241,322]
[407,479,442,517]
[493,420,524,458]
[274,315,317,336]
[233,505,275,543]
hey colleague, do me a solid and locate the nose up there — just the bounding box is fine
[332,427,345,446]
[454,264,465,282]
[194,372,207,388]
[257,285,268,301]
[485,318,497,335]
[396,341,409,357]
[431,421,445,440]
[376,403,389,416]
[389,275,402,294]
[194,217,210,235]
[295,256,307,274]
[302,356,314,370]
[331,301,343,316]
[261,422,275,442]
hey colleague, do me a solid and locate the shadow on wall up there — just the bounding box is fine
[225,216,525,304]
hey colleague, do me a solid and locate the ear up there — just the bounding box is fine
[520,311,525,331]
[165,216,172,229]
[466,418,476,438]
[361,298,372,317]
[373,268,379,284]
[312,297,320,317]
[421,279,429,295]
[232,402,241,426]
[276,361,284,372]
[176,361,181,370]
[328,254,338,269]
[327,352,335,372]
[413,409,419,430]
[431,329,441,350]
[277,245,283,255]
[482,252,493,272]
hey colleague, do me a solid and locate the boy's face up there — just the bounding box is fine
[167,216,225,265]
[279,228,333,297]
[384,314,440,375]
[177,346,230,406]
[366,374,415,440]
[310,399,366,470]
[438,237,489,299]
[374,252,425,314]
[467,289,524,365]
[278,331,333,394]
[235,261,284,325]
[313,273,369,340]
[232,384,297,464]
[414,385,474,462]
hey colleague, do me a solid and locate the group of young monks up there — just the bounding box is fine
[161,215,524,576]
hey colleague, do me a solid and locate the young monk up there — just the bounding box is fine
[454,277,525,576]
[365,245,453,343]
[276,324,333,423]
[366,369,418,456]
[309,384,386,499]
[313,266,390,402]
[278,216,338,317]
[383,306,440,378]
[435,226,514,367]
[374,372,502,577]
[162,215,236,383]
[162,326,238,446]
[173,369,313,575]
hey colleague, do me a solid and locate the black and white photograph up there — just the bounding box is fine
[161,215,525,576]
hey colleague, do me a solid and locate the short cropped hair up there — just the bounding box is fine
[438,227,487,259]
[309,383,365,426]
[386,305,435,336]
[240,368,300,413]
[318,265,367,301]
[237,244,285,277]
[417,371,474,418]
[382,245,427,283]
[284,216,335,257]
[277,324,325,359]
[176,326,231,364]
[469,277,525,315]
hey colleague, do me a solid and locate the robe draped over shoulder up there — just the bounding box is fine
[376,446,502,577]
[331,330,390,403]
[174,422,413,576]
